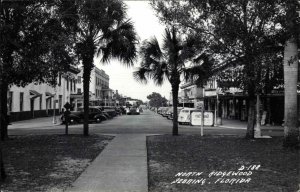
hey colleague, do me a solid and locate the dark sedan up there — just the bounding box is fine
[61,107,107,124]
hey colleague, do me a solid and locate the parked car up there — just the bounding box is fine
[161,107,172,117]
[157,107,163,114]
[94,106,117,117]
[157,107,167,114]
[167,107,183,120]
[178,108,199,125]
[61,106,107,124]
[102,111,111,119]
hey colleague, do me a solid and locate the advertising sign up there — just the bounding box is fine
[191,111,214,126]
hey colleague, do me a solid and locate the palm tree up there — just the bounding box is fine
[282,0,299,147]
[134,28,212,135]
[74,0,138,136]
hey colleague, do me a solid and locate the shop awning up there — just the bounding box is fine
[45,92,55,98]
[30,90,42,99]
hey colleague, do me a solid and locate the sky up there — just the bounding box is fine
[93,1,171,102]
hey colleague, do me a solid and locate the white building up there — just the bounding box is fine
[71,66,117,108]
[8,67,80,121]
[76,66,109,98]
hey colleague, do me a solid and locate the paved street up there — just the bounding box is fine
[7,110,284,192]
[9,110,283,136]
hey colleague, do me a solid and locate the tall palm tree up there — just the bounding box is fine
[74,0,138,136]
[134,28,212,135]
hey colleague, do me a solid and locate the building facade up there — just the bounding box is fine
[71,66,117,109]
[8,67,80,121]
[179,81,204,108]
[179,78,300,125]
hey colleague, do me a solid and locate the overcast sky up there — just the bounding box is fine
[94,1,171,102]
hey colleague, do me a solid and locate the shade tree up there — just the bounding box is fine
[134,27,213,135]
[61,0,138,136]
[151,0,293,139]
[0,0,78,182]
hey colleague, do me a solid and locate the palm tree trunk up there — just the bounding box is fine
[81,36,96,137]
[83,62,92,136]
[172,83,179,136]
[283,37,299,147]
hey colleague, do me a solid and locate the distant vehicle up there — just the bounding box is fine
[178,108,199,125]
[127,107,140,115]
[157,107,167,114]
[61,106,107,124]
[161,107,172,117]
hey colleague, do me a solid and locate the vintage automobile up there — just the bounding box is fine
[61,106,107,124]
[161,107,172,117]
[127,107,140,115]
[157,107,168,114]
[178,108,199,125]
[167,107,183,120]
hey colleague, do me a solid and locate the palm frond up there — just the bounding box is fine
[133,67,150,84]
[98,19,138,66]
[139,37,163,67]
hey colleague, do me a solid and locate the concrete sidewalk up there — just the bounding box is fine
[67,134,148,192]
[9,116,62,129]
[218,119,283,131]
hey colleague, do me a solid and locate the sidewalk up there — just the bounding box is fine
[9,116,62,129]
[67,134,148,192]
[218,119,283,131]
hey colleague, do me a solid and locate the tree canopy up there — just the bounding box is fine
[147,92,168,108]
[60,0,138,136]
[150,0,299,138]
[134,27,213,135]
[0,0,76,87]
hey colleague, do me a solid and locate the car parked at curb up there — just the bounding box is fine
[167,107,183,120]
[161,107,172,117]
[178,108,198,125]
[94,106,118,117]
[61,106,107,124]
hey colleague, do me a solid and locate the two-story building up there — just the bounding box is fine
[72,66,117,108]
[179,81,204,108]
[8,66,80,121]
